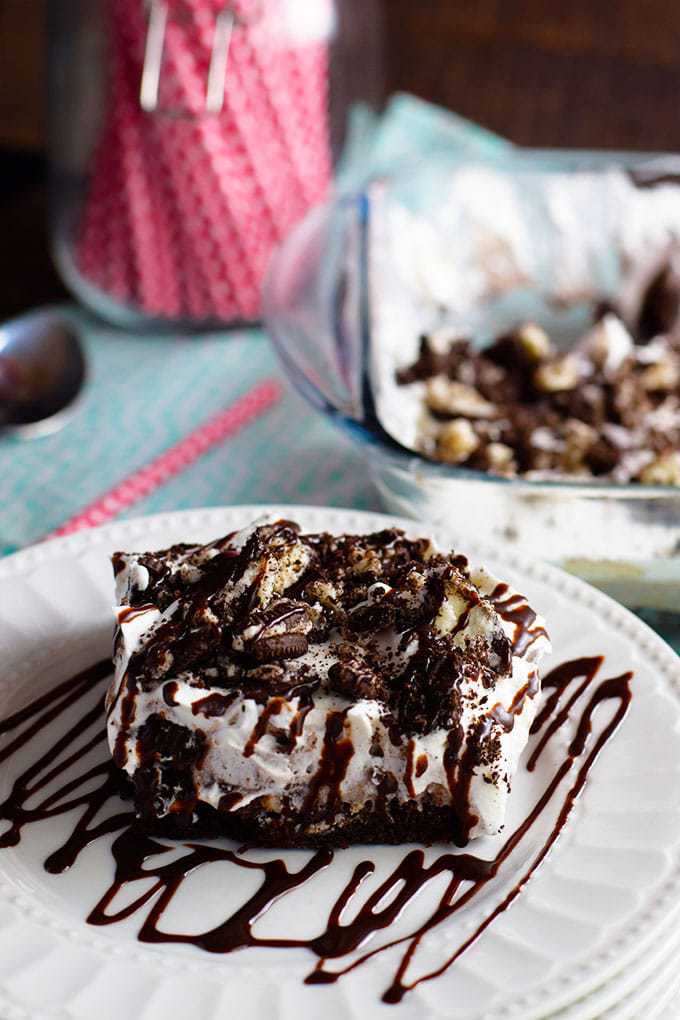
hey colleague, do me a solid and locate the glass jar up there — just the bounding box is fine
[47,0,383,329]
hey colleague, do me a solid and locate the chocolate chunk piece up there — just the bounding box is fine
[327,650,388,701]
[638,262,680,340]
[251,633,310,662]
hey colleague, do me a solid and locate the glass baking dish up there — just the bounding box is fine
[263,153,680,614]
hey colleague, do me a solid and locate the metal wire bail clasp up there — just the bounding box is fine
[140,1,236,116]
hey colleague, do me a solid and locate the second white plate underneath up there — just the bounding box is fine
[548,895,680,1019]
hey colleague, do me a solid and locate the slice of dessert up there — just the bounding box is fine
[107,518,550,847]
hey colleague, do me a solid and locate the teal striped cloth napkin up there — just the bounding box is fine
[0,310,377,556]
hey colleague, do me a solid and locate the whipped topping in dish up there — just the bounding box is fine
[108,518,551,845]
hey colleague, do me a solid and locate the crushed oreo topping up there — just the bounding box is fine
[397,266,680,483]
[116,521,515,735]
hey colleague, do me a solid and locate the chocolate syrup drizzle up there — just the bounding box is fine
[0,653,631,1004]
[489,582,550,657]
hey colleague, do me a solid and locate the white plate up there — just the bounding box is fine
[0,505,679,1020]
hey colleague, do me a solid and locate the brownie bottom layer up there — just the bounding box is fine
[137,795,467,848]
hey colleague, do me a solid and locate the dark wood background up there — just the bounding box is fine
[3,0,680,318]
[387,1,680,151]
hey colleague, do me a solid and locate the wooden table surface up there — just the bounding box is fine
[3,0,680,319]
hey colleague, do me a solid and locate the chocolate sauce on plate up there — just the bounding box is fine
[0,654,632,1004]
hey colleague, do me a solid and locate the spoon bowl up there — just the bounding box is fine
[0,309,86,438]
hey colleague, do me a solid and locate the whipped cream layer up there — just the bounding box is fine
[107,518,550,842]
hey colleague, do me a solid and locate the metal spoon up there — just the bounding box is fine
[0,310,86,439]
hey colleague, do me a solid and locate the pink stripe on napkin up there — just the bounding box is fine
[49,379,282,539]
